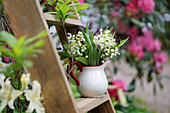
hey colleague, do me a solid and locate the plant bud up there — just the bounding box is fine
[94,28,101,36]
[88,22,94,30]
[116,37,121,44]
[21,73,30,91]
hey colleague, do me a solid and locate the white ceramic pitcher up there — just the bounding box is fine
[70,61,110,97]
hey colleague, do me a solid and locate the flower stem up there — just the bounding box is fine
[61,19,74,73]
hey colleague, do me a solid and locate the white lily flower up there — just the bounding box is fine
[0,57,9,73]
[25,80,45,113]
[0,78,23,112]
[20,73,30,91]
[0,74,5,88]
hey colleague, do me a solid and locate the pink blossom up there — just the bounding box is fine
[110,11,120,17]
[130,0,139,6]
[117,19,128,33]
[142,28,153,37]
[154,51,168,74]
[77,0,85,4]
[112,79,128,91]
[153,39,161,51]
[125,2,138,14]
[139,29,161,52]
[108,88,119,100]
[128,27,138,40]
[127,42,144,59]
[138,0,155,13]
[154,52,168,63]
[108,79,127,100]
[137,51,144,59]
[42,0,46,3]
[155,62,163,74]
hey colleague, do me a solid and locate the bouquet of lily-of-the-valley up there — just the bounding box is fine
[59,22,128,97]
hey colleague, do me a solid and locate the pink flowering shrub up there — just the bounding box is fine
[77,0,85,4]
[127,42,144,59]
[138,0,155,13]
[108,79,127,101]
[101,0,168,92]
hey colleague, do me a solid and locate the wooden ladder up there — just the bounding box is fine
[3,0,116,113]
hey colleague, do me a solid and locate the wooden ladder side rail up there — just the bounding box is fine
[3,0,116,112]
[3,0,79,113]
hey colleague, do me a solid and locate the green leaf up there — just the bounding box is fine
[22,60,33,67]
[147,69,153,82]
[33,40,45,48]
[75,57,88,65]
[130,18,141,26]
[56,10,63,19]
[77,4,89,10]
[60,3,70,16]
[156,74,163,89]
[0,0,2,4]
[127,77,136,92]
[45,12,58,14]
[0,31,17,47]
[24,30,47,45]
[114,66,118,74]
[65,0,71,4]
[112,20,118,29]
[118,37,129,47]
[0,5,4,12]
[68,3,81,7]
[58,52,70,58]
[34,30,48,38]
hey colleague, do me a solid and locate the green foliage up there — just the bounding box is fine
[46,0,89,23]
[0,31,47,74]
[127,77,136,92]
[79,23,98,66]
[114,96,156,113]
[75,57,88,65]
[118,38,129,47]
[0,0,4,12]
[71,83,81,98]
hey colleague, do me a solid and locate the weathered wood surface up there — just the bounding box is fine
[44,13,82,26]
[88,92,116,113]
[76,94,109,113]
[3,0,78,113]
[3,0,116,112]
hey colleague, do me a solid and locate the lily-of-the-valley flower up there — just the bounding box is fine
[25,80,45,113]
[20,73,30,91]
[0,78,23,112]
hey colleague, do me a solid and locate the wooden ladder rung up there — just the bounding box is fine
[76,93,109,113]
[44,13,82,26]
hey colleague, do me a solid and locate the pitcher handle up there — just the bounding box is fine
[69,61,83,86]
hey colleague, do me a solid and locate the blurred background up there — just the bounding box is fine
[1,0,170,112]
[79,0,170,113]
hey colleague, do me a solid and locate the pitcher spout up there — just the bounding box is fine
[101,60,110,69]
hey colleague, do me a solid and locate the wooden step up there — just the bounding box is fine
[75,93,110,113]
[44,13,82,26]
